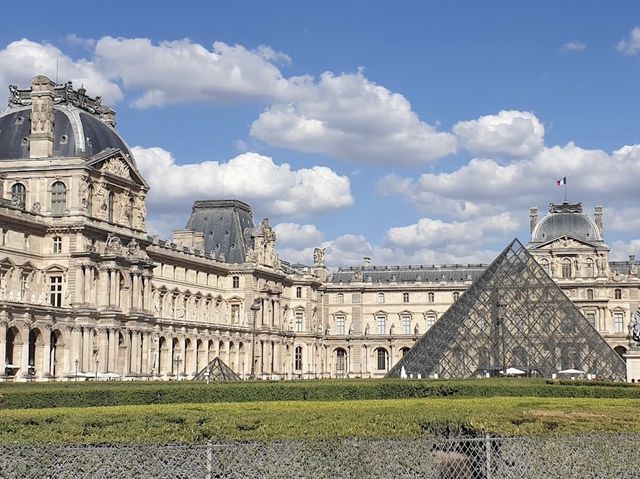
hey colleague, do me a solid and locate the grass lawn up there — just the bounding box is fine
[1,396,639,444]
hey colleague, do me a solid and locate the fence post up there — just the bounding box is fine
[485,435,492,479]
[206,440,212,479]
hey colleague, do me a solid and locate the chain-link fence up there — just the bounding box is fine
[0,434,638,478]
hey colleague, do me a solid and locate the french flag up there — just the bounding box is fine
[556,177,567,187]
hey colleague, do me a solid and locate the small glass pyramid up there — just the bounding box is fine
[193,357,241,381]
[387,239,627,381]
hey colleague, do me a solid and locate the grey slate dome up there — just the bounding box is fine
[0,78,133,161]
[532,202,602,244]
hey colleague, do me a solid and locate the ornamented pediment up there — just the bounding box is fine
[536,236,595,251]
[101,157,131,179]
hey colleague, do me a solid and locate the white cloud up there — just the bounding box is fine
[379,142,640,219]
[617,26,640,55]
[132,146,353,236]
[559,41,586,53]
[0,39,122,105]
[94,37,311,108]
[610,239,640,261]
[604,207,640,233]
[251,71,456,165]
[453,110,545,158]
[273,223,324,249]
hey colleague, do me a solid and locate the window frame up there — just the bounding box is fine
[10,182,26,209]
[52,236,62,254]
[50,181,67,216]
[49,275,63,307]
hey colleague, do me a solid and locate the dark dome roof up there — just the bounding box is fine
[0,105,133,161]
[532,212,602,244]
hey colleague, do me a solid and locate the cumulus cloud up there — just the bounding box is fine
[132,146,353,236]
[0,39,122,105]
[94,37,311,108]
[273,223,324,249]
[251,71,456,165]
[379,142,640,219]
[617,26,640,55]
[559,41,586,53]
[453,110,545,158]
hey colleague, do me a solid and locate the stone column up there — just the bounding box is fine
[75,266,85,304]
[0,320,7,374]
[109,270,118,308]
[98,328,109,373]
[98,269,109,308]
[19,323,30,379]
[130,331,139,375]
[71,327,82,373]
[82,328,92,372]
[41,327,51,379]
[108,328,118,372]
[132,273,140,310]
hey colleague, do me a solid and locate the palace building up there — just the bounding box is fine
[0,76,638,381]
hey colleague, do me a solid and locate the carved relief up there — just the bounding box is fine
[101,158,131,179]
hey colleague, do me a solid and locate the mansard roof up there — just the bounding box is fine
[185,200,255,263]
[330,264,486,284]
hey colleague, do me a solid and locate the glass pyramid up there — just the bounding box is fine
[193,357,241,381]
[387,239,627,381]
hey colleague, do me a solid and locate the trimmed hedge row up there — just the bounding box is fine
[1,378,639,410]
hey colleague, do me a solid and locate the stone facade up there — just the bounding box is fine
[0,76,638,382]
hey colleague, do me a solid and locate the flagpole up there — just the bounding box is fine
[564,180,567,202]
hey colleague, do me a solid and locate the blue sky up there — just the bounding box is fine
[1,1,640,265]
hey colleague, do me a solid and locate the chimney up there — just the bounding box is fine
[594,205,603,237]
[529,207,538,236]
[630,255,637,274]
[29,75,55,158]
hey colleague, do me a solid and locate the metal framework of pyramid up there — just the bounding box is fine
[387,239,627,381]
[193,357,241,381]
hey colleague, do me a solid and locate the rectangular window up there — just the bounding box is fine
[294,347,302,371]
[336,315,345,335]
[337,293,344,304]
[613,312,624,333]
[296,286,302,298]
[232,276,240,288]
[403,292,410,303]
[562,261,572,279]
[426,315,436,329]
[52,236,62,254]
[401,314,411,334]
[295,311,304,332]
[50,276,63,307]
[0,229,6,246]
[585,312,596,328]
[377,314,386,335]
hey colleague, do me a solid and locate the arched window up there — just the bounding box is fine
[337,293,344,304]
[336,348,347,374]
[584,258,595,277]
[376,348,388,371]
[400,347,410,357]
[294,346,303,371]
[586,289,594,300]
[377,292,385,304]
[50,181,67,216]
[10,183,26,209]
[562,259,572,278]
[428,291,434,303]
[107,191,114,223]
[615,289,622,300]
[402,292,410,303]
[376,313,386,334]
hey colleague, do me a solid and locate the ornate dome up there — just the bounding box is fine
[0,79,133,161]
[531,202,602,244]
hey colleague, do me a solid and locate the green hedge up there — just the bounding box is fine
[1,378,639,410]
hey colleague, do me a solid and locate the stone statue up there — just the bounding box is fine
[79,178,90,211]
[105,234,123,255]
[31,202,41,214]
[313,247,326,266]
[630,312,640,345]
[550,260,557,277]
